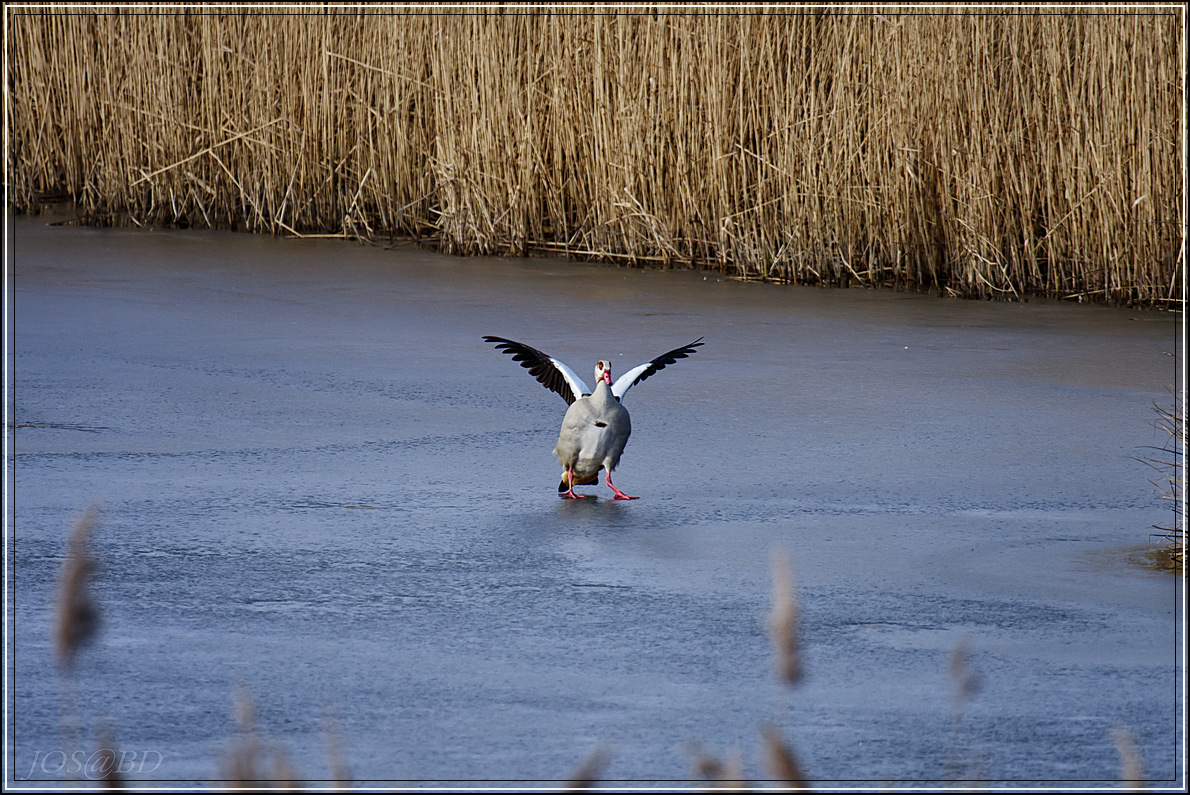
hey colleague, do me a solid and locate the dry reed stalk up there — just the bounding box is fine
[93,745,121,789]
[95,726,123,789]
[759,724,809,788]
[565,745,611,789]
[52,508,101,782]
[947,637,981,711]
[54,507,100,670]
[1112,725,1146,787]
[320,709,353,787]
[7,10,1182,305]
[1140,390,1186,570]
[220,688,301,788]
[687,742,749,788]
[942,637,988,784]
[768,549,803,686]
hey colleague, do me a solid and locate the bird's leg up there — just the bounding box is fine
[606,471,639,500]
[562,466,589,499]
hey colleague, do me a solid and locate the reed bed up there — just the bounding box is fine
[7,8,1184,305]
[1141,390,1185,571]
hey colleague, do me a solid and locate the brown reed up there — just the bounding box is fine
[1112,725,1146,788]
[1140,390,1186,571]
[6,9,1182,305]
[95,725,124,789]
[54,507,100,670]
[769,549,803,686]
[760,724,808,788]
[220,688,301,788]
[565,744,611,789]
[947,636,982,711]
[687,742,749,788]
[320,708,353,786]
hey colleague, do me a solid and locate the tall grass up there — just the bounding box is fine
[7,8,1184,305]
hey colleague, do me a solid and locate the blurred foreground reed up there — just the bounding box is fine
[8,9,1183,306]
[42,515,1154,786]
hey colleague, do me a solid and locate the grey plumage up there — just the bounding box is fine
[484,336,704,499]
[553,364,632,496]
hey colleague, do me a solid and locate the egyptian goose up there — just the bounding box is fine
[484,336,704,499]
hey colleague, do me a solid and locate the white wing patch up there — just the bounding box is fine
[610,337,705,400]
[550,356,592,403]
[610,363,651,399]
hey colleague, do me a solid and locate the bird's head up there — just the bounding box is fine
[595,360,612,386]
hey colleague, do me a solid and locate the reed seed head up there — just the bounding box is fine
[95,726,123,789]
[566,745,611,789]
[768,549,803,686]
[686,742,748,788]
[1113,725,1145,788]
[54,507,100,670]
[760,724,808,788]
[221,688,303,788]
[948,636,981,710]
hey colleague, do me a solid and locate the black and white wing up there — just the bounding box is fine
[483,336,591,406]
[611,337,705,400]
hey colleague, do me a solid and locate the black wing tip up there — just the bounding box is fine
[484,336,539,359]
[664,337,705,358]
[623,336,705,391]
[485,336,575,405]
[655,337,705,363]
[484,334,517,349]
[484,335,549,365]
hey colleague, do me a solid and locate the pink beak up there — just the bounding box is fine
[601,369,612,385]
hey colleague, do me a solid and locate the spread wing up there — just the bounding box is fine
[611,337,705,400]
[483,336,591,406]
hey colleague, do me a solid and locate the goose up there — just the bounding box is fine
[484,335,704,499]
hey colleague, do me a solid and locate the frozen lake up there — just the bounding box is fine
[6,215,1183,788]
